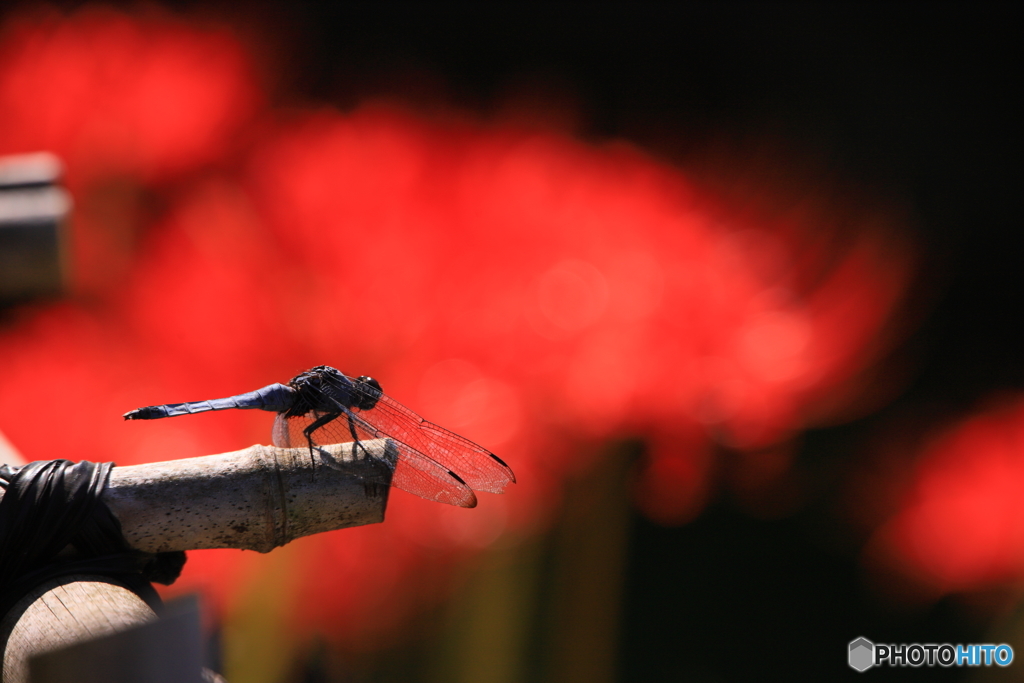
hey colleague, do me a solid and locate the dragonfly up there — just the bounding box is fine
[123,365,514,508]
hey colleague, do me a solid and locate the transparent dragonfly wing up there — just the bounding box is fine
[347,391,515,494]
[273,410,478,508]
[272,412,292,448]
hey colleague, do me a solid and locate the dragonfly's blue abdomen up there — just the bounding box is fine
[124,383,296,420]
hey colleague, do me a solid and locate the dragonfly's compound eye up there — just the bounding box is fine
[354,376,383,410]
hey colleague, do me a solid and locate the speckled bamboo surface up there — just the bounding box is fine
[103,439,396,553]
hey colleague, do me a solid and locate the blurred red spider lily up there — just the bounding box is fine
[0,8,916,646]
[0,6,259,184]
[867,399,1024,596]
[0,6,261,296]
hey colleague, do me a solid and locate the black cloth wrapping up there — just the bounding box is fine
[0,459,186,619]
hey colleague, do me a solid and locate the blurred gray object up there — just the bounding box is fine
[26,594,210,683]
[0,153,71,304]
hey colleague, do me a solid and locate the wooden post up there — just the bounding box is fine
[0,439,395,681]
[0,152,69,304]
[0,576,158,683]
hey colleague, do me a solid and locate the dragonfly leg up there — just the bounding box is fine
[302,411,341,470]
[345,411,368,458]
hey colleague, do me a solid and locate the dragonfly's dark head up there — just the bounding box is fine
[353,376,383,410]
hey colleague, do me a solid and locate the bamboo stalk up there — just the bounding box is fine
[103,439,396,554]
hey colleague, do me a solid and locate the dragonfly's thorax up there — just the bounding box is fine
[284,365,382,416]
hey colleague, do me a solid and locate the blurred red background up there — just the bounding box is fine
[1,5,1019,682]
